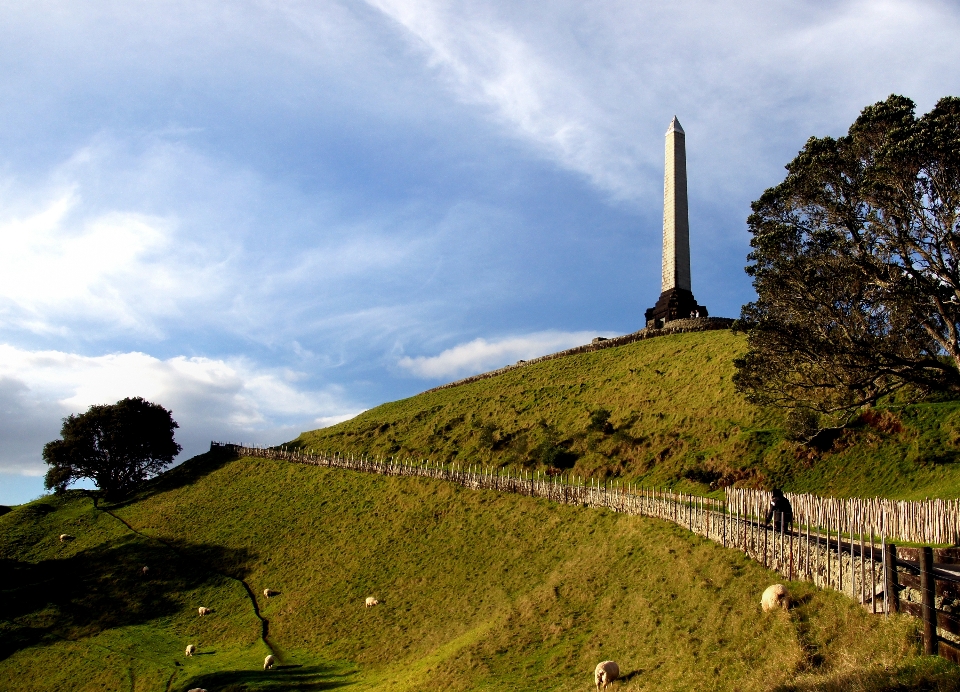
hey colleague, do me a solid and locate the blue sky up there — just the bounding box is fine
[2,0,959,504]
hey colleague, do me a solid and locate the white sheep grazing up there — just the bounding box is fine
[365,596,379,608]
[264,654,276,670]
[198,607,213,616]
[595,661,620,691]
[263,588,277,598]
[187,688,208,692]
[59,534,75,542]
[141,566,150,576]
[185,644,196,657]
[761,584,790,612]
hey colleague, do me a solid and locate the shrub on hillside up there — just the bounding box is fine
[588,408,613,434]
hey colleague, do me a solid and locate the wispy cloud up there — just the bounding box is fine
[0,191,202,337]
[0,136,458,348]
[398,330,611,379]
[366,0,960,203]
[365,0,633,196]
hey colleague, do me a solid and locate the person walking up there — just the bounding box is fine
[764,488,794,533]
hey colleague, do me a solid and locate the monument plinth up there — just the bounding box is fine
[645,116,707,327]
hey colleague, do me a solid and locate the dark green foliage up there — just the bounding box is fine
[784,409,821,442]
[735,95,960,420]
[42,464,72,495]
[472,419,498,448]
[528,421,577,469]
[588,407,613,433]
[42,397,181,499]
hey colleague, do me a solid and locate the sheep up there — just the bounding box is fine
[185,644,196,657]
[198,607,213,616]
[595,661,620,691]
[187,689,208,692]
[59,534,75,542]
[365,596,379,608]
[141,566,150,576]
[264,654,275,670]
[761,584,790,612]
[263,588,278,599]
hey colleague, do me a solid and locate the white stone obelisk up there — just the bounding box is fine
[662,116,691,293]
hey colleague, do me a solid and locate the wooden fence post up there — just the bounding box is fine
[920,546,937,656]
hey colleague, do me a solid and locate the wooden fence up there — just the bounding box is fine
[727,488,960,548]
[212,442,960,662]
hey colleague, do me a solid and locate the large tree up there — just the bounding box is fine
[43,397,182,499]
[734,95,960,422]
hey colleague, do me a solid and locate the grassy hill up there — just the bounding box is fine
[6,328,960,690]
[2,451,959,691]
[296,329,960,500]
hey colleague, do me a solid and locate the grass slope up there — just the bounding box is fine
[297,330,960,500]
[2,451,959,691]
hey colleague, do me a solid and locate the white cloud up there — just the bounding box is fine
[0,344,362,476]
[398,330,611,379]
[366,0,960,202]
[366,0,630,195]
[0,135,452,347]
[0,191,195,336]
[314,412,362,427]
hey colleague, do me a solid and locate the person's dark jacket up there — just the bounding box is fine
[764,494,794,531]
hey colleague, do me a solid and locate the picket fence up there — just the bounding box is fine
[212,442,960,660]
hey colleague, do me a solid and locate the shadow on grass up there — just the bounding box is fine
[0,533,256,661]
[771,665,960,692]
[176,664,356,692]
[107,448,240,510]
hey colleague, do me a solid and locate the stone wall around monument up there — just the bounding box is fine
[643,287,708,327]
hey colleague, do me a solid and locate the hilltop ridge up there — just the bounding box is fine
[297,329,960,500]
[423,317,734,394]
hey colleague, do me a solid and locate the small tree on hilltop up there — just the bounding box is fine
[734,94,960,422]
[43,397,182,500]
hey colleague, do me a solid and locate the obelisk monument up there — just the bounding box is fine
[645,116,707,327]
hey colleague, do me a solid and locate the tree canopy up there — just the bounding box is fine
[43,397,182,499]
[734,94,960,422]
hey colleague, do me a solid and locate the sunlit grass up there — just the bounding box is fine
[2,453,957,690]
[297,330,960,500]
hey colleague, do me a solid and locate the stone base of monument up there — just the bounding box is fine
[644,287,708,328]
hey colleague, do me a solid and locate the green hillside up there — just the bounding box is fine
[2,451,958,691]
[296,329,960,500]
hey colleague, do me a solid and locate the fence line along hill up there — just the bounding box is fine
[217,442,960,663]
[297,327,960,501]
[11,446,960,690]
